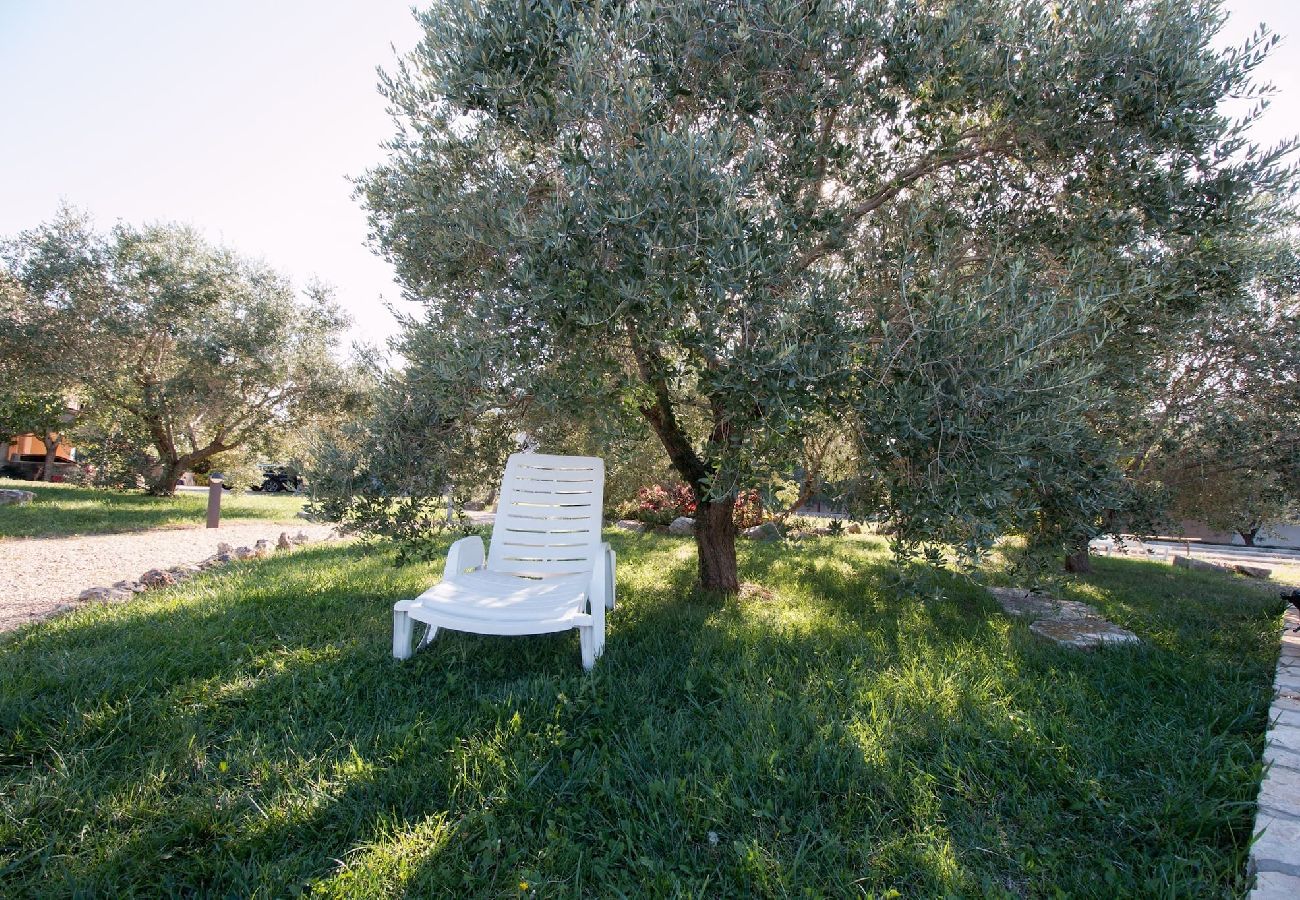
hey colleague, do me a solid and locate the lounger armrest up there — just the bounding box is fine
[444,535,485,580]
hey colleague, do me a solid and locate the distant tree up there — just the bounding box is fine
[1,211,350,495]
[359,0,1294,590]
[0,390,74,481]
[1111,237,1300,549]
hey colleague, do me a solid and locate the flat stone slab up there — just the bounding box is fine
[1174,554,1237,575]
[988,587,1139,650]
[1028,617,1141,649]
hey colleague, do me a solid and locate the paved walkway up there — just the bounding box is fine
[0,521,336,634]
[1250,603,1300,898]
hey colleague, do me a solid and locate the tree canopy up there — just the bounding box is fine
[356,0,1296,589]
[1,209,349,494]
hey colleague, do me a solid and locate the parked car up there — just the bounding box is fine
[252,463,304,494]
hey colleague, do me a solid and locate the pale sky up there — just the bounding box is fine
[1,1,1297,350]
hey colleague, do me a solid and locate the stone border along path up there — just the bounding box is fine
[1249,602,1300,898]
[0,521,339,634]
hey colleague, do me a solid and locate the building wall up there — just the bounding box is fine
[1175,519,1300,550]
[5,433,75,463]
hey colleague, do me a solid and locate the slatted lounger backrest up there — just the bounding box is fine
[486,453,605,579]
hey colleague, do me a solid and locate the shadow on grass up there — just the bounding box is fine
[0,534,1281,896]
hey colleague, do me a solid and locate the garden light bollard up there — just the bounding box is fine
[206,474,223,528]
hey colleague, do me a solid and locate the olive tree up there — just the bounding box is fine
[0,391,75,480]
[361,0,1293,590]
[1131,240,1300,546]
[1,212,349,495]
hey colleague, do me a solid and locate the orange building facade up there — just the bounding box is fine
[3,432,77,478]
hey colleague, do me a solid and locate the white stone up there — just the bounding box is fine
[0,488,35,505]
[614,519,646,533]
[1265,724,1300,757]
[742,522,781,542]
[668,516,695,536]
[1251,810,1300,881]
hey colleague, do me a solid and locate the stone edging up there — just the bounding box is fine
[74,530,325,604]
[1249,604,1300,898]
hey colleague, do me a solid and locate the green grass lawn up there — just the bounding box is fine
[0,533,1283,896]
[0,478,306,539]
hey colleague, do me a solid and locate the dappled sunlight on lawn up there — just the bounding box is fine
[0,533,1283,895]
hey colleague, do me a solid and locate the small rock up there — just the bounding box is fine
[277,532,293,550]
[846,523,862,535]
[668,516,695,536]
[233,546,254,560]
[140,568,176,588]
[214,552,234,564]
[79,586,121,601]
[614,519,647,533]
[707,831,719,846]
[112,580,144,594]
[1234,564,1272,580]
[217,542,232,554]
[742,522,782,542]
[296,510,318,521]
[252,539,272,558]
[292,531,310,545]
[0,488,35,505]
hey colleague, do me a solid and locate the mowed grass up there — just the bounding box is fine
[0,533,1284,896]
[0,479,305,539]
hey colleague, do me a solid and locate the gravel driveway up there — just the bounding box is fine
[0,522,338,634]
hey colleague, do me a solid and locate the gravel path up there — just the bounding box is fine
[0,522,338,634]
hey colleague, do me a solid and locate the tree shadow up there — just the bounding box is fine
[0,536,1273,896]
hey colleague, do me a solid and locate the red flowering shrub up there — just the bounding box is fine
[670,484,696,517]
[631,483,764,528]
[633,484,679,526]
[732,489,764,528]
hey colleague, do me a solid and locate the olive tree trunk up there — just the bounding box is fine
[1064,544,1092,574]
[694,497,740,594]
[40,435,58,482]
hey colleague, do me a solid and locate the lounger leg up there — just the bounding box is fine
[393,610,415,660]
[605,548,616,610]
[580,625,596,671]
[417,624,439,650]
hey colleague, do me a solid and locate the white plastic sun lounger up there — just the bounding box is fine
[392,453,615,670]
